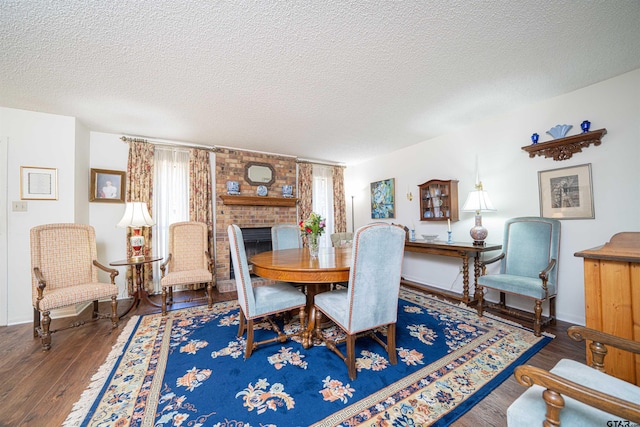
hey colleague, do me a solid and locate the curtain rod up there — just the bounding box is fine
[121,136,215,151]
[296,158,346,168]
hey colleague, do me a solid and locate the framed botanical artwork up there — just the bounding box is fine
[538,163,594,219]
[370,178,395,219]
[20,166,58,200]
[90,168,126,203]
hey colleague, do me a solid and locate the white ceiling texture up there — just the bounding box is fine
[1,1,639,164]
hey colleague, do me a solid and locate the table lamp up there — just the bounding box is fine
[461,180,496,246]
[117,201,155,260]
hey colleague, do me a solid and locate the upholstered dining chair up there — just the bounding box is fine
[313,223,406,380]
[160,221,214,315]
[508,325,640,426]
[30,223,119,351]
[476,216,561,336]
[271,223,302,250]
[228,224,307,358]
[330,232,354,248]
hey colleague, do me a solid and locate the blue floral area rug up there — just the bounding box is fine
[63,287,552,427]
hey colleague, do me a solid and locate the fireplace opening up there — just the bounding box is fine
[230,227,272,280]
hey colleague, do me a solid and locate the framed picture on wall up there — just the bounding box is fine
[370,178,395,219]
[90,168,126,203]
[20,166,58,200]
[538,163,594,219]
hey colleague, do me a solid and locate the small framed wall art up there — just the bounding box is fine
[370,178,395,219]
[538,163,594,219]
[20,166,58,200]
[90,168,126,203]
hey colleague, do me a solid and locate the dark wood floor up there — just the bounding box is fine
[0,288,585,427]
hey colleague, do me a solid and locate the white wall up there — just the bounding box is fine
[1,107,78,325]
[88,132,130,298]
[345,68,640,325]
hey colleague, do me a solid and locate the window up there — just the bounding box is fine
[151,147,190,291]
[312,164,335,248]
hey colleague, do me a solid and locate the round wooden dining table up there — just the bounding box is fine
[250,246,351,348]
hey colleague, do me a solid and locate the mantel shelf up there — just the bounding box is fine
[219,194,298,207]
[521,128,607,161]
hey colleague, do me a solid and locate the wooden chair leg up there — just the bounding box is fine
[238,310,246,337]
[244,318,255,359]
[298,306,306,331]
[387,323,397,365]
[92,300,99,319]
[550,296,557,325]
[162,287,168,316]
[346,334,357,380]
[111,296,118,327]
[477,285,485,317]
[533,299,542,337]
[206,283,213,309]
[33,308,40,338]
[41,310,52,351]
[168,287,174,304]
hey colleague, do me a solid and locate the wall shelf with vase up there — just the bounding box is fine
[418,179,458,222]
[521,128,607,161]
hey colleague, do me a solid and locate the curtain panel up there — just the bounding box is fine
[125,141,155,293]
[332,166,346,233]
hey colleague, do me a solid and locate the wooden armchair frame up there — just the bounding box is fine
[513,326,640,425]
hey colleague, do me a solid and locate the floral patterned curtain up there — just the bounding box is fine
[298,162,313,225]
[125,140,155,293]
[332,166,346,233]
[189,148,213,255]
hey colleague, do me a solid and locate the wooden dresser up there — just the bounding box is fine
[575,232,640,385]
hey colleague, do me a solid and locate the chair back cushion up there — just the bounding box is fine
[502,217,561,286]
[330,232,354,248]
[271,224,301,250]
[228,224,256,315]
[167,222,209,272]
[346,223,406,333]
[30,223,99,303]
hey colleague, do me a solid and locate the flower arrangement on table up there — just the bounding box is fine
[299,212,326,257]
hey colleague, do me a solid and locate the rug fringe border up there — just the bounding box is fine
[62,315,140,427]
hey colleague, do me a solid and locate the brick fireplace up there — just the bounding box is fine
[214,148,298,292]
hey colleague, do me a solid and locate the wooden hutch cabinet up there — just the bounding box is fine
[574,232,640,386]
[418,179,458,222]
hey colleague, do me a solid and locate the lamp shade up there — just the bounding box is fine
[117,202,155,228]
[461,189,496,213]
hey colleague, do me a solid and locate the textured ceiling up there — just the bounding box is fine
[1,1,639,164]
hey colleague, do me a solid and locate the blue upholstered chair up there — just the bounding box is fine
[271,224,302,250]
[313,223,406,380]
[508,326,640,426]
[228,224,307,358]
[476,216,561,336]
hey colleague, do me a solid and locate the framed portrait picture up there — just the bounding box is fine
[538,163,594,219]
[90,168,126,203]
[370,178,395,219]
[20,166,58,200]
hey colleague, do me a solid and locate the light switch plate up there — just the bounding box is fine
[12,201,27,212]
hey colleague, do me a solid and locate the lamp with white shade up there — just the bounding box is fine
[117,201,155,260]
[461,179,496,246]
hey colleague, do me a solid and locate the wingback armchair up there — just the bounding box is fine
[160,221,215,315]
[477,216,561,336]
[330,232,354,248]
[30,223,119,351]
